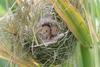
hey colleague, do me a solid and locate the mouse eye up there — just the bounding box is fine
[56,29,58,31]
[41,25,50,34]
[45,29,48,32]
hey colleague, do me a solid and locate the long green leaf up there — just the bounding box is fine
[50,0,92,46]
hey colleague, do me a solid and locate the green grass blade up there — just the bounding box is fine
[50,0,92,46]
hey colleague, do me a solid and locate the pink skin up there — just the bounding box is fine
[38,23,59,40]
[39,25,51,40]
[51,25,59,37]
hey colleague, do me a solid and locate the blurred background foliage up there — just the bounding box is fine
[0,0,15,16]
[0,0,100,67]
[0,0,16,66]
[0,0,6,16]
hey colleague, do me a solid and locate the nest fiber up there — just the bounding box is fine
[0,0,77,67]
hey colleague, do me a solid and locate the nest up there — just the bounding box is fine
[0,0,77,67]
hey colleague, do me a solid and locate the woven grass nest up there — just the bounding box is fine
[0,0,77,66]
